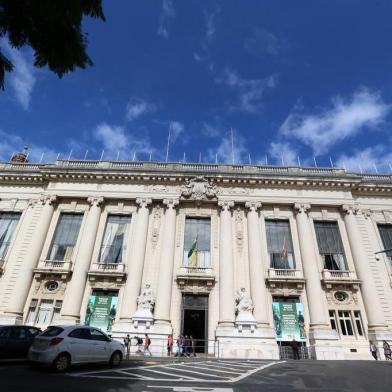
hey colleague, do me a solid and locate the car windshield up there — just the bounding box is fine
[41,326,64,337]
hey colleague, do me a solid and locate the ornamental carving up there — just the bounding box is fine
[151,206,161,248]
[181,177,218,201]
[235,208,244,251]
[136,284,155,312]
[341,204,359,216]
[235,287,254,314]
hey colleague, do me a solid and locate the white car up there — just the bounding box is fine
[28,325,125,372]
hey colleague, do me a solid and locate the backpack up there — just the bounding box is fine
[148,338,151,346]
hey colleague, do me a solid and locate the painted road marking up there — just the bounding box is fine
[146,387,234,391]
[69,360,285,383]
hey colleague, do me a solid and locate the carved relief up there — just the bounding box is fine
[341,204,359,216]
[181,177,218,201]
[235,208,244,251]
[151,206,161,248]
[219,187,249,196]
[87,196,104,208]
[293,203,311,214]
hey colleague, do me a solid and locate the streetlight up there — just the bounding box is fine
[374,248,392,261]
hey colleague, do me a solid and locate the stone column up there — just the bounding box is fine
[119,198,151,322]
[294,203,330,331]
[217,200,235,327]
[153,199,178,331]
[341,205,387,330]
[60,196,104,323]
[5,195,57,320]
[245,201,269,326]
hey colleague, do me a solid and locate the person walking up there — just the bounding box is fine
[369,341,378,360]
[382,340,391,360]
[292,339,300,360]
[190,335,196,357]
[135,336,143,353]
[144,333,152,356]
[123,334,131,359]
[175,336,181,357]
[184,335,191,357]
[167,334,174,356]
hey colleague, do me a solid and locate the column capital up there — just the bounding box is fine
[245,201,262,212]
[39,194,57,206]
[87,196,105,208]
[163,198,179,209]
[136,198,152,208]
[341,204,359,216]
[218,200,234,211]
[293,203,311,214]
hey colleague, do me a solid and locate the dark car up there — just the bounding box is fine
[0,326,41,359]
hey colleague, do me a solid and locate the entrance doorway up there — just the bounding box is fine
[181,294,208,353]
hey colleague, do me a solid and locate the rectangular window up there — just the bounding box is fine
[183,218,211,268]
[25,299,38,325]
[329,310,337,331]
[354,311,364,336]
[378,224,392,265]
[35,300,53,325]
[99,215,131,264]
[52,300,63,323]
[48,213,83,261]
[265,220,295,269]
[338,310,354,336]
[314,221,346,271]
[0,212,21,258]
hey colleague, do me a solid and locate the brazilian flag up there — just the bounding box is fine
[187,236,198,267]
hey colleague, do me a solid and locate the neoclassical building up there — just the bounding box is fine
[0,158,392,359]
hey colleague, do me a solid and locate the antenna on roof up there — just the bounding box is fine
[248,153,252,165]
[116,151,120,161]
[132,151,136,161]
[199,152,202,163]
[83,150,88,160]
[215,153,218,164]
[100,150,104,161]
[329,156,334,168]
[39,153,44,163]
[313,156,318,167]
[389,163,392,173]
[281,153,284,166]
[358,162,363,174]
[373,163,379,174]
[265,154,268,165]
[149,151,152,161]
[67,149,73,160]
[183,152,186,162]
[297,155,301,167]
[56,153,60,161]
[165,122,172,162]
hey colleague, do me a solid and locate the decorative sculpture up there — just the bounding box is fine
[235,287,254,314]
[136,283,155,312]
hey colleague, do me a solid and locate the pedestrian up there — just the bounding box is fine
[292,339,300,360]
[180,335,185,356]
[167,334,174,356]
[382,340,391,360]
[135,336,143,353]
[144,333,152,356]
[123,334,131,359]
[190,335,196,357]
[369,340,378,360]
[175,336,181,357]
[184,335,191,357]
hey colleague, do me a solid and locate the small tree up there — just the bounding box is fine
[0,0,105,90]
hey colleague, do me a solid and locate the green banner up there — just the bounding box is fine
[272,301,306,341]
[84,295,118,333]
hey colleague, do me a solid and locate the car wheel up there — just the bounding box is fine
[109,351,122,367]
[52,353,70,373]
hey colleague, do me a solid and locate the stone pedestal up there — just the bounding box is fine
[235,311,257,333]
[132,308,154,330]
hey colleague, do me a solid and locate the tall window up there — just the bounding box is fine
[314,221,346,271]
[99,215,131,264]
[48,213,83,261]
[378,224,392,265]
[338,310,354,336]
[35,300,53,325]
[183,218,211,268]
[265,220,295,269]
[25,299,63,326]
[0,212,21,258]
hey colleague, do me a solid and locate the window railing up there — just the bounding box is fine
[37,260,73,270]
[267,268,304,279]
[322,270,356,280]
[179,266,213,275]
[90,263,126,273]
[182,250,211,268]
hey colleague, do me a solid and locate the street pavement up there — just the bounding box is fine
[0,358,390,391]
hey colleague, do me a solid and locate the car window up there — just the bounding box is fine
[0,327,10,338]
[41,326,64,337]
[10,327,26,339]
[27,328,40,337]
[89,329,108,342]
[68,328,91,340]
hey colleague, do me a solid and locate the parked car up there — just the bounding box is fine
[0,325,41,359]
[28,325,124,372]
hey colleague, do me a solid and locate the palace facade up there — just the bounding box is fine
[0,159,392,359]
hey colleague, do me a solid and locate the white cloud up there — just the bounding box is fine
[279,89,391,155]
[336,145,392,173]
[126,97,156,121]
[245,28,289,57]
[94,122,155,159]
[202,122,221,138]
[206,131,248,163]
[204,5,221,44]
[215,67,277,113]
[170,121,184,142]
[157,0,176,39]
[269,142,298,165]
[3,43,36,110]
[0,129,58,162]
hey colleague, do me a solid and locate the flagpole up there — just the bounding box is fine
[166,122,172,163]
[313,156,317,167]
[231,128,234,164]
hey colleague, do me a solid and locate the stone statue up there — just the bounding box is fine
[137,284,155,312]
[235,287,254,314]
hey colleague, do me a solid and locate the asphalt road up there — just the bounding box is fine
[0,358,390,392]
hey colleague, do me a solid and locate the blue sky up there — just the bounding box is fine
[1,0,392,172]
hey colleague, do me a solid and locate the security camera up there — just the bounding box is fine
[375,255,380,261]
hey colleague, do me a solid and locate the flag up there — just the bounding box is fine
[187,236,198,267]
[280,237,287,264]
